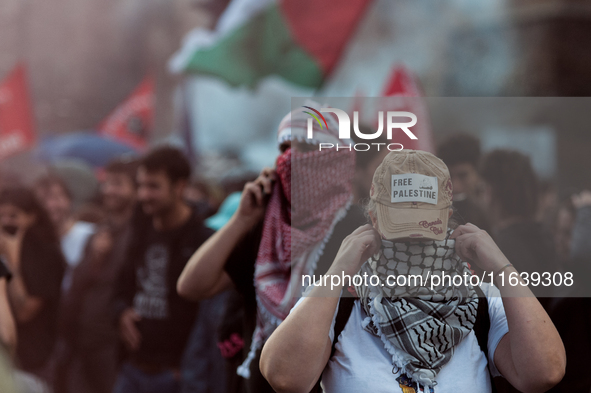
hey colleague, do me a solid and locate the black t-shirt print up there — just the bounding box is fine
[134,243,170,320]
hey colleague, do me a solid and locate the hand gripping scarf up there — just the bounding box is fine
[237,104,355,378]
[355,229,479,390]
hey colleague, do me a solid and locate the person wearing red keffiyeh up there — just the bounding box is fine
[177,103,364,393]
[248,109,356,378]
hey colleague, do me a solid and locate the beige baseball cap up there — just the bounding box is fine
[369,149,453,241]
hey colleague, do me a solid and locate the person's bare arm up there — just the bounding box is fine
[0,279,16,356]
[5,273,43,323]
[1,230,44,323]
[119,308,142,351]
[260,225,381,393]
[177,168,275,301]
[177,216,253,300]
[451,224,566,392]
[261,289,336,393]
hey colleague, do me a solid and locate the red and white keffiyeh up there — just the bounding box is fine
[237,104,355,377]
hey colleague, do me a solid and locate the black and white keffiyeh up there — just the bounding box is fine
[356,229,479,389]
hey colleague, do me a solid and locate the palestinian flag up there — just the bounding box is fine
[170,0,372,88]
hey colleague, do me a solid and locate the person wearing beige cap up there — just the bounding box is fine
[368,149,453,241]
[260,150,565,393]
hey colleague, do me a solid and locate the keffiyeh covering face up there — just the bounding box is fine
[356,229,479,388]
[237,104,355,378]
[255,148,354,320]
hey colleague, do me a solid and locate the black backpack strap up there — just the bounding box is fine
[331,291,356,356]
[473,285,490,360]
[310,287,356,393]
[473,285,499,393]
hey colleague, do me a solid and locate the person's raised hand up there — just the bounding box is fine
[329,224,382,276]
[450,223,509,272]
[235,167,276,228]
[119,308,142,352]
[91,230,114,258]
[0,227,25,270]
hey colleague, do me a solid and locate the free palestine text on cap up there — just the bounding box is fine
[370,149,453,241]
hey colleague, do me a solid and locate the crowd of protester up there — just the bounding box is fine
[0,107,588,393]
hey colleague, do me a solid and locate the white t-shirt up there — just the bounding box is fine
[61,221,95,267]
[61,221,95,291]
[292,283,508,393]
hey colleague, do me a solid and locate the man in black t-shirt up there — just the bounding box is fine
[112,147,213,393]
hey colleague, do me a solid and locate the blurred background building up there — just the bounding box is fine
[1,0,590,192]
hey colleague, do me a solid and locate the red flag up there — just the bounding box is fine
[0,65,36,160]
[98,76,154,151]
[380,65,435,153]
